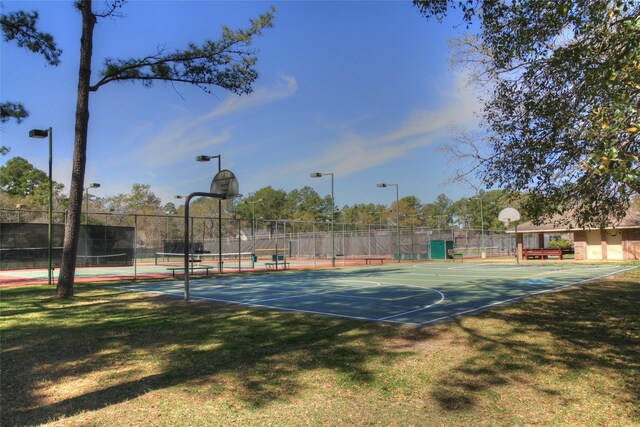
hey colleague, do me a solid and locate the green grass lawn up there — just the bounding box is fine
[2,267,639,426]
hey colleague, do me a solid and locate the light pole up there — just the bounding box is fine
[29,128,53,285]
[310,172,335,266]
[377,183,400,262]
[478,191,485,255]
[246,198,263,268]
[84,183,100,224]
[83,183,100,266]
[196,154,223,272]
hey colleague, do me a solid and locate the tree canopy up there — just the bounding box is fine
[0,156,65,212]
[106,184,163,215]
[1,156,50,197]
[415,0,639,227]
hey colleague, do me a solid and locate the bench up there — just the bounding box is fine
[166,265,216,278]
[265,262,290,270]
[522,248,563,260]
[452,253,464,262]
[364,258,385,265]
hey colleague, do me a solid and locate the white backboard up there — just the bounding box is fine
[498,207,521,226]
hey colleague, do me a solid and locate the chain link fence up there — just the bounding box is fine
[1,209,518,270]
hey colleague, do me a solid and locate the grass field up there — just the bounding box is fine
[2,265,639,426]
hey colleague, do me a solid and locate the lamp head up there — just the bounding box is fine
[89,183,100,189]
[174,195,183,199]
[310,172,323,178]
[376,183,387,188]
[196,154,221,162]
[29,129,48,139]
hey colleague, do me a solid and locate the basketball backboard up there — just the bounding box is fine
[498,207,521,227]
[210,169,240,199]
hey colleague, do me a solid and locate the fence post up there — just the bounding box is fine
[134,214,138,280]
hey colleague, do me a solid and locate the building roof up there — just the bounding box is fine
[507,208,640,233]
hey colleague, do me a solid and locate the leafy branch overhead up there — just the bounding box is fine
[0,10,61,65]
[0,102,28,124]
[91,7,275,93]
[1,9,62,155]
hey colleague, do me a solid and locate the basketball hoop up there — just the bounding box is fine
[184,169,241,301]
[498,207,521,264]
[210,169,240,199]
[498,207,520,228]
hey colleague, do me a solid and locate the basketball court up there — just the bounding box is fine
[114,262,635,326]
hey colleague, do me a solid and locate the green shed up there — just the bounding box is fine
[431,240,453,259]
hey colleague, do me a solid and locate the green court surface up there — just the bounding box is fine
[115,262,635,326]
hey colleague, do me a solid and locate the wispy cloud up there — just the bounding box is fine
[198,74,298,122]
[282,71,480,178]
[131,74,298,167]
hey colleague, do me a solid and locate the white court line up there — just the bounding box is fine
[116,283,370,321]
[417,265,638,326]
[411,263,528,272]
[323,288,438,302]
[403,273,517,279]
[406,264,628,281]
[115,280,433,326]
[449,265,528,271]
[378,288,445,321]
[183,293,405,324]
[255,280,381,303]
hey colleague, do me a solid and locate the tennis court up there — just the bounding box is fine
[114,262,635,326]
[0,257,349,286]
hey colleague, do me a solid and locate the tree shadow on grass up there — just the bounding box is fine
[429,275,640,414]
[3,271,638,425]
[1,284,435,426]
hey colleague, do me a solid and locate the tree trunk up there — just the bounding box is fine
[56,0,95,298]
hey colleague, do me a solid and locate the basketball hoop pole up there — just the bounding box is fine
[196,155,222,273]
[502,219,519,263]
[183,169,241,301]
[184,192,226,301]
[498,207,521,264]
[514,223,519,264]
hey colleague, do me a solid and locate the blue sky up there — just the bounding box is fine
[1,0,482,208]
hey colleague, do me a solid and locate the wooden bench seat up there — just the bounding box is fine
[522,248,563,260]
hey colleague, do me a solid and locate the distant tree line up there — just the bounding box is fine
[2,156,539,231]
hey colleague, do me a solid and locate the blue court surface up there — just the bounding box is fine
[115,262,635,326]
